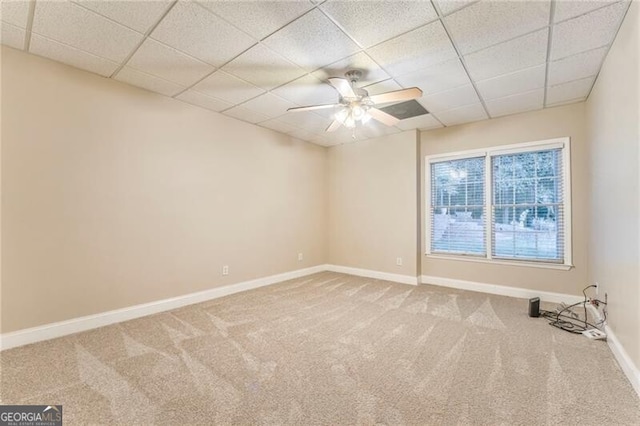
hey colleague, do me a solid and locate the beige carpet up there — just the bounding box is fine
[1,272,639,425]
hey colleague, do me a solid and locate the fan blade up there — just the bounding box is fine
[288,103,340,112]
[328,77,357,99]
[368,108,400,126]
[326,120,342,132]
[369,87,423,105]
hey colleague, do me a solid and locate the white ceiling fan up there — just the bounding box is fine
[287,70,423,132]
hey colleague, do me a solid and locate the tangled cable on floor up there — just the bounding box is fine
[540,285,607,334]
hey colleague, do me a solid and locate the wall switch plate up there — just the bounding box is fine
[298,253,303,261]
[222,265,229,275]
[396,257,402,266]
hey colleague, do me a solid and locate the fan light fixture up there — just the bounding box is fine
[286,69,423,134]
[335,102,372,129]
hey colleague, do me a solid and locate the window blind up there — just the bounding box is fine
[430,157,486,256]
[491,148,564,262]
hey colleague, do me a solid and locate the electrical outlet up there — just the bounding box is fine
[222,265,229,276]
[582,329,607,340]
[396,257,403,266]
[298,253,303,261]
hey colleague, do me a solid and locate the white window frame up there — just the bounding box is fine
[425,137,572,270]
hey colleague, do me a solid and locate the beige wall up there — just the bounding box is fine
[420,103,589,296]
[328,131,419,277]
[586,1,640,369]
[1,47,327,333]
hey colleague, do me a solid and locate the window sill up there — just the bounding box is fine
[424,253,573,271]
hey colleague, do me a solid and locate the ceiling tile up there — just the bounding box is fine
[150,1,256,67]
[259,118,302,134]
[485,89,544,118]
[309,136,334,147]
[126,38,214,86]
[197,0,314,41]
[192,70,265,104]
[445,0,550,54]
[312,135,341,147]
[546,96,587,108]
[222,43,306,90]
[115,66,185,96]
[476,64,546,100]
[329,131,363,144]
[366,20,457,77]
[32,1,143,62]
[290,128,319,142]
[554,0,619,23]
[176,90,234,112]
[312,52,390,87]
[1,0,30,27]
[419,84,479,112]
[362,79,404,96]
[223,105,271,124]
[313,138,340,147]
[327,127,361,143]
[360,120,401,139]
[73,0,173,33]
[550,1,627,60]
[1,22,25,49]
[30,34,120,77]
[239,92,298,119]
[272,74,337,106]
[277,110,332,133]
[320,0,437,48]
[312,107,342,121]
[396,114,443,131]
[546,76,595,105]
[262,9,360,71]
[548,46,608,86]
[464,29,548,81]
[434,0,478,16]
[347,124,380,140]
[394,58,470,95]
[436,103,488,126]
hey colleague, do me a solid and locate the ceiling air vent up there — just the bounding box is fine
[379,100,428,120]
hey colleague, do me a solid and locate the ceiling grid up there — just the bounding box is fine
[543,0,557,107]
[108,0,179,79]
[0,0,631,146]
[170,4,324,100]
[22,0,34,50]
[429,0,491,122]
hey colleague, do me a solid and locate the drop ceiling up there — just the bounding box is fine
[0,0,632,146]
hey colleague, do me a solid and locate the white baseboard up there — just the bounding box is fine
[0,264,328,351]
[604,323,640,398]
[420,275,584,304]
[326,264,419,285]
[587,305,640,399]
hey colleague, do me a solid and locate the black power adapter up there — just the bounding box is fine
[528,297,541,317]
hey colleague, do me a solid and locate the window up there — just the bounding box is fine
[426,138,571,268]
[430,157,485,255]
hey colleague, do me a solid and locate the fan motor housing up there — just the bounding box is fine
[345,69,363,83]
